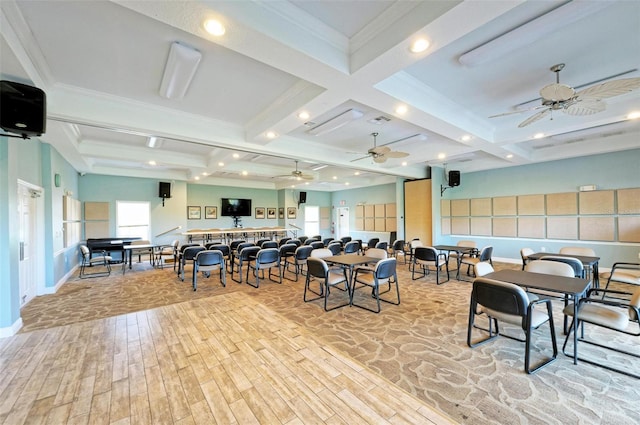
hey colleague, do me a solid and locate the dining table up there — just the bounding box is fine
[323,254,380,304]
[527,252,600,287]
[485,269,590,365]
[433,244,477,280]
[123,243,158,274]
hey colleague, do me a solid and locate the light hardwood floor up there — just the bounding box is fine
[0,292,456,424]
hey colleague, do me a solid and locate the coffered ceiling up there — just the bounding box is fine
[1,0,639,191]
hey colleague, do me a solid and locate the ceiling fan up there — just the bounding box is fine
[490,64,640,128]
[275,160,314,180]
[351,132,410,163]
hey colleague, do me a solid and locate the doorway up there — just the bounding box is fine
[18,180,44,306]
[336,207,349,239]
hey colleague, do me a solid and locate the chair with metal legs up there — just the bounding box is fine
[304,257,350,311]
[246,248,282,288]
[192,250,226,291]
[352,258,400,313]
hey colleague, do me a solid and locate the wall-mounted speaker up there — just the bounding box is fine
[159,182,172,198]
[299,191,307,204]
[448,170,460,187]
[0,80,46,138]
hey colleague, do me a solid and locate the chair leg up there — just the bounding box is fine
[525,301,557,374]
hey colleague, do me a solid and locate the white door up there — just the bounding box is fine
[336,207,349,239]
[18,184,38,306]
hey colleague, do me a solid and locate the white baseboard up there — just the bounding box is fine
[42,264,78,295]
[0,317,23,338]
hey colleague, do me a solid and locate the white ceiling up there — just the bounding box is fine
[1,0,639,191]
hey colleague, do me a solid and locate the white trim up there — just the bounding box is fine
[0,317,23,338]
[43,264,79,295]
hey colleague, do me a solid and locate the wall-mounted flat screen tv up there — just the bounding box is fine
[221,198,252,216]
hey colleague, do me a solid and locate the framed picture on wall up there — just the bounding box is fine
[205,206,217,219]
[267,207,276,219]
[187,206,201,220]
[279,208,285,219]
[255,207,265,219]
[287,207,297,219]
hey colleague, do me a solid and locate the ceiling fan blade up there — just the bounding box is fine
[385,151,409,158]
[518,108,551,128]
[563,99,606,116]
[539,83,575,102]
[373,155,387,163]
[370,146,390,155]
[575,78,640,100]
[301,174,314,180]
[488,104,548,119]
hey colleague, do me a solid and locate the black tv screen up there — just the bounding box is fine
[221,198,252,216]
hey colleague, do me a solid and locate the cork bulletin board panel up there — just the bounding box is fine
[492,217,517,237]
[470,217,492,236]
[579,190,615,215]
[451,217,470,235]
[441,199,451,217]
[493,196,517,216]
[518,217,546,239]
[547,192,577,215]
[470,198,492,216]
[84,202,109,221]
[517,194,545,216]
[617,188,640,214]
[385,203,397,218]
[451,199,469,217]
[441,218,451,235]
[618,216,640,242]
[579,217,614,241]
[547,217,578,240]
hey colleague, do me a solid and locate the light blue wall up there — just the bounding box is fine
[0,139,19,330]
[436,149,640,267]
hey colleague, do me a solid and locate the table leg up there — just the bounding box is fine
[573,293,579,365]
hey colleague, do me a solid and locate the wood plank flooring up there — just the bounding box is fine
[0,292,456,424]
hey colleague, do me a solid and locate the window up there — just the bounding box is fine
[116,201,150,240]
[304,205,319,236]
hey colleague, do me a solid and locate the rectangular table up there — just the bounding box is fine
[527,252,600,287]
[433,245,477,280]
[123,244,157,274]
[323,254,380,305]
[485,269,590,365]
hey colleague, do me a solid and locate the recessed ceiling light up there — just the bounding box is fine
[241,170,248,176]
[395,105,408,115]
[354,171,360,176]
[266,131,277,139]
[297,111,310,120]
[305,182,309,185]
[201,172,209,176]
[410,38,429,53]
[204,19,225,36]
[290,185,295,188]
[533,133,545,139]
[194,176,200,181]
[218,161,224,167]
[461,134,472,142]
[401,161,408,166]
[438,153,446,160]
[506,154,514,159]
[148,160,156,166]
[232,153,240,159]
[627,111,640,120]
[332,176,337,180]
[345,182,350,186]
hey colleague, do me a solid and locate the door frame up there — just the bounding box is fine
[336,207,350,239]
[17,179,45,304]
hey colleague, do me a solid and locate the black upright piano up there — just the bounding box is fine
[86,237,141,263]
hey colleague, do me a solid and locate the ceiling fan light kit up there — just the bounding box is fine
[351,132,410,164]
[490,63,640,128]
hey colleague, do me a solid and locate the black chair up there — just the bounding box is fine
[467,277,557,374]
[278,237,291,246]
[261,240,278,249]
[374,241,388,252]
[176,243,200,276]
[180,246,206,281]
[562,286,640,379]
[327,242,342,256]
[192,250,226,291]
[304,257,350,311]
[364,238,379,252]
[298,236,309,244]
[411,246,449,284]
[460,246,493,279]
[278,243,297,272]
[352,258,399,313]
[340,236,352,244]
[208,244,231,272]
[388,239,406,262]
[232,246,260,283]
[231,242,255,274]
[287,239,301,247]
[79,244,112,278]
[343,241,359,255]
[310,241,325,250]
[247,248,281,288]
[256,238,270,247]
[286,245,314,282]
[322,237,334,247]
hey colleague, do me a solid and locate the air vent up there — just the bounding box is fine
[367,116,391,125]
